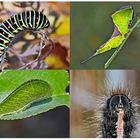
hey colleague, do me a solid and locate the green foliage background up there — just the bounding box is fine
[71,2,140,69]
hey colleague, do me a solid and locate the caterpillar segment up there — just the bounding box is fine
[0,10,50,64]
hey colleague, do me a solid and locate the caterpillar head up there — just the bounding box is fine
[107,94,132,113]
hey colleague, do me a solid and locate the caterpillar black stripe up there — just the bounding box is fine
[0,10,50,63]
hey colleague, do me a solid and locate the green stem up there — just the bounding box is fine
[104,18,140,69]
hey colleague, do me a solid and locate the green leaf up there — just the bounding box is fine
[81,6,133,64]
[0,70,69,120]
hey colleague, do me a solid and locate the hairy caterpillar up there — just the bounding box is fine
[70,70,140,138]
[0,79,52,117]
[101,90,136,138]
[0,10,50,66]
[78,88,138,138]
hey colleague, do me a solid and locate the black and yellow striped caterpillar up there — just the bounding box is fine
[0,10,50,63]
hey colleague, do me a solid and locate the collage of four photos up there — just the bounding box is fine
[0,1,139,138]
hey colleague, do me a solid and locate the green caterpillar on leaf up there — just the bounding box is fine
[81,6,134,64]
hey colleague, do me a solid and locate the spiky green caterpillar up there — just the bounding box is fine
[0,79,52,117]
[81,6,133,63]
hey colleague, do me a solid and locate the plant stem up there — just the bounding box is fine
[104,18,140,69]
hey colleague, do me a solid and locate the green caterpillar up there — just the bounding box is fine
[0,79,52,117]
[81,6,133,64]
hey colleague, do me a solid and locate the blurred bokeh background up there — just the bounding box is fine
[0,2,70,69]
[0,106,69,137]
[70,70,140,137]
[71,2,140,69]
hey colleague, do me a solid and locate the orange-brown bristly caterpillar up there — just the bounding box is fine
[100,88,138,138]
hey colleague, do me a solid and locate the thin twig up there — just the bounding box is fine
[18,32,55,70]
[104,18,140,69]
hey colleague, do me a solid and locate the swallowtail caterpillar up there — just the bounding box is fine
[0,79,52,118]
[81,6,134,64]
[0,10,53,69]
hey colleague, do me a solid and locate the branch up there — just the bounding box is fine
[104,18,140,69]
